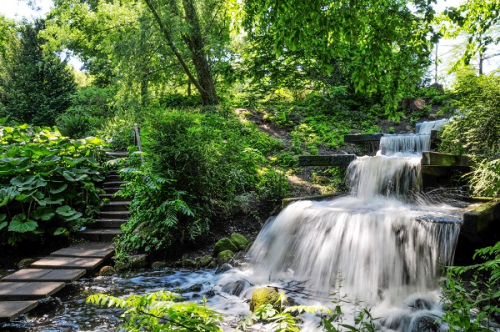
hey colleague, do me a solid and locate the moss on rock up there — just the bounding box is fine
[214,237,238,255]
[249,287,280,312]
[217,250,234,264]
[230,233,249,250]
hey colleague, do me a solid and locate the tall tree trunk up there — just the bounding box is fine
[143,0,219,106]
[182,0,219,105]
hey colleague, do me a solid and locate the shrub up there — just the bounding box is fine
[0,124,106,245]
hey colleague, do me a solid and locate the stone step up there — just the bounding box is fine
[0,301,38,322]
[1,269,86,283]
[100,211,130,219]
[101,201,131,212]
[78,229,123,242]
[298,155,356,167]
[421,151,470,167]
[31,257,103,271]
[344,133,383,143]
[103,187,124,194]
[91,219,126,228]
[0,282,65,301]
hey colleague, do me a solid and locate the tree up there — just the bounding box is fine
[2,20,76,125]
[244,0,437,119]
[441,0,500,75]
[46,0,231,107]
[0,15,18,116]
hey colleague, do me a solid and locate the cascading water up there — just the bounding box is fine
[247,118,464,330]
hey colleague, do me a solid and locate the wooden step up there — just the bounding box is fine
[50,243,115,259]
[78,229,123,242]
[1,269,86,283]
[106,151,128,158]
[31,257,103,271]
[101,201,131,212]
[100,211,130,219]
[103,187,124,194]
[102,181,127,187]
[91,219,126,228]
[0,301,38,322]
[0,282,65,300]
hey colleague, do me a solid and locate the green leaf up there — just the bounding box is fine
[56,205,82,221]
[53,227,68,236]
[49,183,68,194]
[0,221,7,231]
[8,215,38,233]
[10,175,36,187]
[30,207,56,221]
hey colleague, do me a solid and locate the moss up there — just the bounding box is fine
[230,233,250,250]
[199,255,213,267]
[217,250,234,264]
[214,237,238,255]
[249,287,280,312]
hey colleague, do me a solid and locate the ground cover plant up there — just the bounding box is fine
[0,123,106,245]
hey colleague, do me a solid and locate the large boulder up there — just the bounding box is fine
[198,255,213,268]
[230,233,250,250]
[129,254,148,269]
[214,238,238,256]
[249,287,280,312]
[99,266,115,276]
[217,250,234,264]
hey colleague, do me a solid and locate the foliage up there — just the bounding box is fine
[1,19,76,126]
[87,291,223,331]
[0,124,106,245]
[440,0,500,75]
[244,0,436,119]
[115,158,199,255]
[440,241,500,331]
[144,108,287,221]
[440,73,500,196]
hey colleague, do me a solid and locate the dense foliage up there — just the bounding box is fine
[1,19,76,125]
[0,124,106,245]
[440,72,500,196]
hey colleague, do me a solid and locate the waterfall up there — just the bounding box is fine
[248,119,461,308]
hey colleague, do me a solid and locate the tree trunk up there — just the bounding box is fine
[408,98,426,112]
[182,0,219,105]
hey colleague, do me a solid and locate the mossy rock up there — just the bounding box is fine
[151,261,169,270]
[217,250,234,264]
[99,266,115,276]
[230,233,249,250]
[214,237,238,255]
[245,241,253,252]
[249,287,280,312]
[199,255,213,267]
[182,259,197,268]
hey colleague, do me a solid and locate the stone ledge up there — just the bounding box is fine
[344,133,383,143]
[421,151,470,167]
[298,155,356,167]
[462,199,500,236]
[282,193,344,209]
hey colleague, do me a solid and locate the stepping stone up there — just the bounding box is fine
[0,301,38,322]
[31,257,103,271]
[1,269,86,283]
[79,229,123,242]
[0,282,65,300]
[93,219,126,228]
[51,245,114,259]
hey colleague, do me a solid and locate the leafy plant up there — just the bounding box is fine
[87,291,223,331]
[0,124,106,245]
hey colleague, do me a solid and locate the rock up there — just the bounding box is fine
[208,260,217,269]
[182,259,197,268]
[215,263,232,274]
[151,261,169,270]
[249,287,280,312]
[221,280,250,296]
[198,255,213,267]
[17,258,37,268]
[230,233,249,250]
[129,254,148,269]
[205,289,216,298]
[185,284,203,293]
[214,238,238,256]
[217,250,234,264]
[99,266,115,276]
[114,261,130,272]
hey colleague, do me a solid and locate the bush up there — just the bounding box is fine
[0,124,106,245]
[440,73,500,196]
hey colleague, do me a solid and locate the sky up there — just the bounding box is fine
[0,0,496,80]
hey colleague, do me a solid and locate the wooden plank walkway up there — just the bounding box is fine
[0,301,38,322]
[1,163,125,322]
[1,269,86,283]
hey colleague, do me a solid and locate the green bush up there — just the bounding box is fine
[440,73,500,196]
[0,124,106,245]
